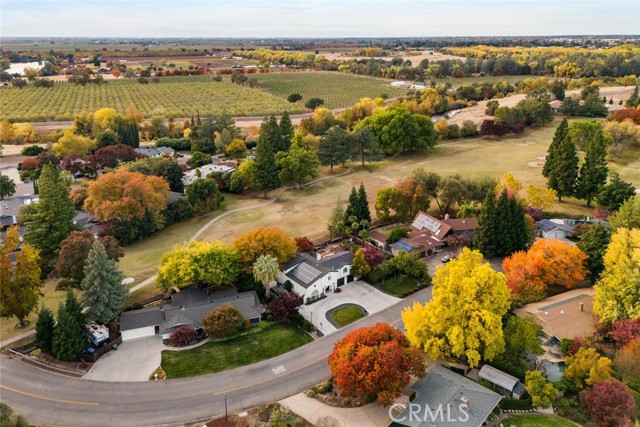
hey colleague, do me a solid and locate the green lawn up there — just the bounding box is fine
[502,414,582,427]
[331,306,366,327]
[161,323,312,378]
[253,71,406,108]
[375,276,422,297]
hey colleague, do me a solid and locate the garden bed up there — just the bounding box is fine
[326,304,367,328]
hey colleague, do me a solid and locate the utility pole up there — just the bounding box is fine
[224,395,228,421]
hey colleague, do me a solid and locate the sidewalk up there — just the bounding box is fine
[279,393,391,427]
[0,329,35,349]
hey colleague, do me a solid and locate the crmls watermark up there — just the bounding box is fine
[389,403,470,424]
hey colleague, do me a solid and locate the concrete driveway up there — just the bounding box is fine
[299,281,401,335]
[83,336,162,382]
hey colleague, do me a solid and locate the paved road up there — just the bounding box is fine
[0,287,432,427]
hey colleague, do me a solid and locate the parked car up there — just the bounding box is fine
[441,255,452,263]
[86,322,109,346]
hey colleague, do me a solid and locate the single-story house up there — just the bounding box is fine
[134,146,175,158]
[119,287,263,341]
[536,218,607,240]
[182,163,236,186]
[391,364,502,427]
[513,288,596,342]
[478,365,525,399]
[548,100,564,113]
[370,211,477,257]
[277,251,354,303]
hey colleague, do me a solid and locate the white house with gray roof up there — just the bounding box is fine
[119,287,263,341]
[391,364,502,427]
[277,251,354,303]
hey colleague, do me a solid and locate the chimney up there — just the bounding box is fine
[580,303,584,312]
[444,213,450,220]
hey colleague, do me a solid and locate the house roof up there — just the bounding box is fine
[394,364,502,427]
[411,211,452,241]
[548,100,564,108]
[281,251,353,289]
[119,288,263,334]
[443,217,478,232]
[134,147,175,157]
[513,288,596,341]
[478,365,520,392]
[0,195,38,219]
[536,219,569,233]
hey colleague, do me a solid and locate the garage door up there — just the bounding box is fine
[121,326,156,341]
[337,277,345,287]
[347,275,354,283]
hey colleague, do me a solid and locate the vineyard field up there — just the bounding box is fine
[0,76,301,122]
[253,71,407,108]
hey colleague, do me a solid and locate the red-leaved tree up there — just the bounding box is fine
[608,319,640,348]
[328,323,425,406]
[582,379,636,427]
[362,246,384,269]
[270,291,303,323]
[170,327,198,346]
[294,237,315,254]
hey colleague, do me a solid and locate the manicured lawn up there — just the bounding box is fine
[161,323,312,378]
[331,306,366,327]
[375,276,421,297]
[502,414,582,427]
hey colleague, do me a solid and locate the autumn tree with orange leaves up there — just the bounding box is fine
[503,239,588,306]
[231,226,297,270]
[83,169,170,222]
[328,323,425,407]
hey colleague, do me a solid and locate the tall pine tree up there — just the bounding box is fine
[344,186,359,224]
[81,241,127,324]
[544,120,578,202]
[24,163,75,273]
[577,133,608,207]
[253,117,280,197]
[279,112,294,153]
[52,290,85,361]
[357,184,372,223]
[35,306,55,353]
[261,115,284,152]
[473,190,499,258]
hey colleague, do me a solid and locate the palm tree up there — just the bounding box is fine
[252,255,280,288]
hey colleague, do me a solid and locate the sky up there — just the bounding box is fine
[1,0,639,38]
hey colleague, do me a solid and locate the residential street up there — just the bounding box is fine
[0,287,432,427]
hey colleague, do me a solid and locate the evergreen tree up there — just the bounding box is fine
[35,306,55,353]
[351,127,382,166]
[542,119,568,179]
[544,121,578,202]
[473,191,499,258]
[318,126,351,173]
[52,290,85,362]
[278,112,294,153]
[577,134,608,207]
[24,163,75,273]
[357,184,372,223]
[327,197,347,239]
[253,119,280,197]
[625,85,639,108]
[260,115,283,152]
[596,173,636,212]
[81,241,127,324]
[344,186,359,224]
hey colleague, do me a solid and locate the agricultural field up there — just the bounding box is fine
[0,76,301,121]
[252,71,407,108]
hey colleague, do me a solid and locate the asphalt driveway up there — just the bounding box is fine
[299,280,401,335]
[83,336,163,382]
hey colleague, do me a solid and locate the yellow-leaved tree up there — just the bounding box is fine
[402,248,511,367]
[594,228,640,323]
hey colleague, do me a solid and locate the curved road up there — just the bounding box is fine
[1,287,432,427]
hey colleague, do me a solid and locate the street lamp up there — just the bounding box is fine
[224,395,228,421]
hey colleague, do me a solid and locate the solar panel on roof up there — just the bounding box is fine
[291,263,322,284]
[538,294,589,312]
[394,240,414,252]
[413,213,441,233]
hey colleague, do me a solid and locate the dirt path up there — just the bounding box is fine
[128,167,354,294]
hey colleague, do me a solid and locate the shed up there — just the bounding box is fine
[478,365,524,399]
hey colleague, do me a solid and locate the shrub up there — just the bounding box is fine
[499,397,533,410]
[305,97,324,110]
[187,151,211,168]
[202,304,245,339]
[306,390,316,397]
[169,326,198,346]
[387,227,409,244]
[156,137,191,151]
[287,93,302,103]
[21,145,45,156]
